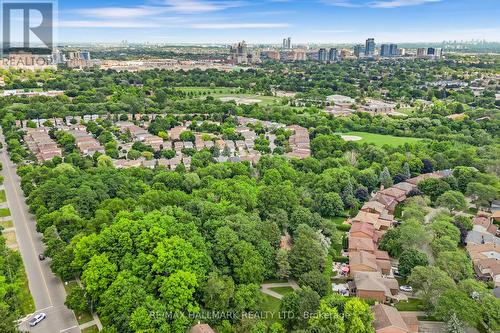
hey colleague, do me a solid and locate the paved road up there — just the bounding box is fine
[0,130,80,333]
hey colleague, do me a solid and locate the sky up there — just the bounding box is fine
[48,0,500,44]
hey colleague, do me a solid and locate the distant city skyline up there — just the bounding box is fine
[53,0,500,44]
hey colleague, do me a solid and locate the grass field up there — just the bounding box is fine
[0,220,13,229]
[4,230,16,246]
[395,298,424,311]
[82,326,99,333]
[0,207,11,217]
[260,294,281,324]
[330,216,347,225]
[19,271,35,315]
[0,190,6,202]
[341,132,423,147]
[269,286,295,296]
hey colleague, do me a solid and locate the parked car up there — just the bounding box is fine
[38,254,45,261]
[28,313,46,327]
[399,285,413,292]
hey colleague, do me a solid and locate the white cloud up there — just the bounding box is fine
[320,0,363,7]
[160,0,245,13]
[72,0,246,20]
[74,7,160,19]
[321,0,442,8]
[58,20,164,28]
[190,23,291,29]
[369,0,442,8]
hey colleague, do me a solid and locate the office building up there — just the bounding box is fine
[340,49,351,59]
[292,49,307,61]
[389,44,398,57]
[435,48,443,58]
[427,48,435,56]
[263,51,280,61]
[52,49,65,64]
[67,51,78,60]
[282,37,292,50]
[318,48,328,62]
[354,44,365,58]
[81,52,91,61]
[417,48,427,57]
[380,44,390,57]
[229,41,260,65]
[365,38,375,56]
[380,44,398,57]
[329,48,338,62]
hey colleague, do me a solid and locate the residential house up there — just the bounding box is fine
[349,271,402,302]
[286,125,311,159]
[392,182,415,195]
[473,213,499,236]
[141,159,157,169]
[467,243,500,286]
[350,222,375,239]
[379,187,407,203]
[372,193,398,213]
[352,211,392,231]
[190,324,216,333]
[169,126,187,141]
[143,134,164,150]
[174,142,184,151]
[492,211,500,223]
[113,159,142,169]
[372,304,418,333]
[24,128,62,162]
[349,250,391,275]
[349,237,376,253]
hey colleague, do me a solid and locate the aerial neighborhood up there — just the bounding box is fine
[0,10,498,332]
[17,113,311,170]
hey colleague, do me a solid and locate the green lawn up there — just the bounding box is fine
[19,271,35,315]
[395,298,424,311]
[82,326,99,333]
[0,190,6,202]
[64,281,93,325]
[0,208,11,217]
[179,87,283,106]
[341,132,423,147]
[269,286,295,296]
[330,217,347,225]
[260,293,281,324]
[398,107,417,115]
[0,220,13,229]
